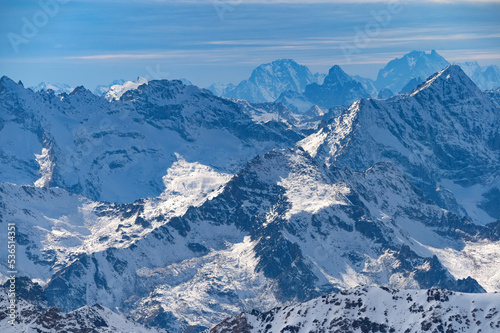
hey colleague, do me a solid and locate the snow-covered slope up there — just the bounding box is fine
[301,65,500,223]
[457,61,500,90]
[222,59,318,103]
[211,286,500,333]
[304,65,370,109]
[2,59,500,333]
[0,76,301,202]
[25,147,499,332]
[104,76,148,101]
[375,50,450,94]
[94,79,126,96]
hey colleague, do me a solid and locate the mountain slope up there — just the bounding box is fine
[0,278,165,333]
[375,50,450,93]
[301,65,500,223]
[457,61,500,90]
[211,286,500,333]
[0,76,301,202]
[304,65,370,109]
[25,147,499,332]
[222,59,318,103]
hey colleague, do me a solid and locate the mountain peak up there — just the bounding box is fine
[70,85,90,95]
[0,75,22,93]
[251,58,306,78]
[0,75,15,85]
[222,59,316,102]
[409,65,480,98]
[324,65,351,85]
[270,58,297,65]
[376,50,450,92]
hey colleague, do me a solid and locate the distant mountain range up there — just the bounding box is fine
[31,51,500,109]
[207,51,500,111]
[29,81,74,94]
[208,59,322,103]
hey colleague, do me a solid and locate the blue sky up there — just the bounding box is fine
[1,0,499,90]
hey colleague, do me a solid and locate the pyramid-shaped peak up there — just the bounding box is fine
[324,65,351,85]
[70,85,90,95]
[409,65,481,98]
[0,75,16,85]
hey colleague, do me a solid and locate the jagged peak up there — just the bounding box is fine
[69,85,91,95]
[0,75,18,87]
[0,75,26,95]
[270,58,299,66]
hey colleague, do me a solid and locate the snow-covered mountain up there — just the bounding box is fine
[0,76,301,202]
[456,61,500,90]
[219,59,319,103]
[8,144,497,331]
[0,278,166,332]
[211,286,500,333]
[94,79,126,96]
[301,65,500,223]
[104,76,149,101]
[304,65,371,108]
[207,82,235,97]
[375,50,450,94]
[2,61,500,333]
[274,90,317,114]
[30,81,74,94]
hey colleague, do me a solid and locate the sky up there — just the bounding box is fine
[0,0,499,90]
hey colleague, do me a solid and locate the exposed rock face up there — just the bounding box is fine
[1,60,499,333]
[0,277,166,333]
[211,286,500,333]
[304,65,370,109]
[0,76,300,202]
[301,65,500,223]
